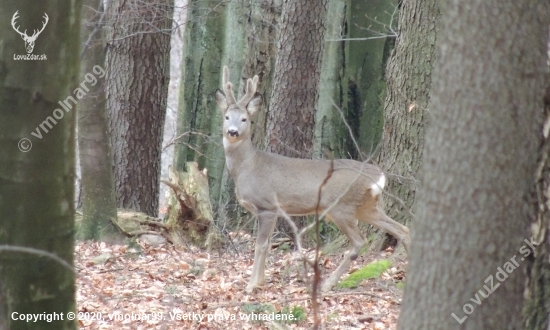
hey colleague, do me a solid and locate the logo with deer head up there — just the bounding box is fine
[11,11,49,54]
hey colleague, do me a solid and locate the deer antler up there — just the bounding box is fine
[237,75,259,107]
[222,66,237,106]
[222,66,259,107]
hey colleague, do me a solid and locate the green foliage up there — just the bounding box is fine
[396,282,405,290]
[164,286,179,294]
[280,305,307,323]
[125,237,142,252]
[242,303,276,314]
[337,260,391,289]
[189,265,204,277]
[277,242,291,252]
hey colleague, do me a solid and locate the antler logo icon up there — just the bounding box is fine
[11,11,49,54]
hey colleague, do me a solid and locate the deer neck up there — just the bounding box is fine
[223,137,257,178]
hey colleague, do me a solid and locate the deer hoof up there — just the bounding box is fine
[245,282,258,293]
[320,282,333,293]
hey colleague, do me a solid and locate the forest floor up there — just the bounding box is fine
[75,235,407,330]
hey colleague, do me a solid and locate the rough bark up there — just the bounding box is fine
[375,0,439,250]
[77,0,123,242]
[399,1,548,329]
[264,0,327,233]
[106,0,173,217]
[524,86,550,329]
[0,1,81,328]
[266,0,327,158]
[241,0,281,149]
[163,163,218,248]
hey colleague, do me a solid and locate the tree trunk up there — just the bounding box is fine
[0,1,81,328]
[173,0,225,169]
[173,0,227,223]
[265,0,327,233]
[398,1,548,329]
[314,0,347,160]
[374,0,440,251]
[215,0,282,229]
[266,0,327,157]
[242,0,281,149]
[77,0,123,242]
[524,86,550,329]
[106,0,173,217]
[208,0,248,223]
[346,0,398,157]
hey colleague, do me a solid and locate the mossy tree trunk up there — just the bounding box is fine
[173,0,225,172]
[208,0,249,224]
[77,0,123,242]
[0,0,81,328]
[345,0,398,157]
[315,0,398,160]
[314,0,347,160]
[374,0,440,251]
[398,1,548,328]
[215,0,282,229]
[174,0,251,224]
[105,0,173,217]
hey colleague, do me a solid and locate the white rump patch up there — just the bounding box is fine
[371,174,386,196]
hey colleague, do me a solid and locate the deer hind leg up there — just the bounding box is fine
[246,211,277,293]
[357,203,411,254]
[321,209,366,292]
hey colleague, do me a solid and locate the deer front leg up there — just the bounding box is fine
[246,212,277,293]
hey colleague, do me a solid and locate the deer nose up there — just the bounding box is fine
[227,129,239,137]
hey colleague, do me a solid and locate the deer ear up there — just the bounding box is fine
[215,89,227,113]
[246,94,262,116]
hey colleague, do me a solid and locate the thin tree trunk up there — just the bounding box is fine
[374,0,440,251]
[77,0,123,242]
[106,0,173,217]
[399,1,548,329]
[0,1,81,328]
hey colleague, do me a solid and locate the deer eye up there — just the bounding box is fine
[241,118,247,122]
[225,116,229,120]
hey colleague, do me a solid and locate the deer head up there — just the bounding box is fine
[11,11,49,54]
[215,67,262,144]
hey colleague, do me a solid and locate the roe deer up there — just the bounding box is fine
[215,66,410,293]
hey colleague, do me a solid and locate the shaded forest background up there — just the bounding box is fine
[0,0,548,329]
